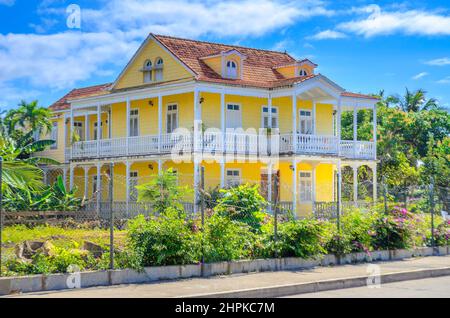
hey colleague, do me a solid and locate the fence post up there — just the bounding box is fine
[0,156,3,277]
[336,171,341,233]
[109,162,114,270]
[273,173,279,259]
[200,166,205,276]
[429,180,435,251]
[382,176,388,214]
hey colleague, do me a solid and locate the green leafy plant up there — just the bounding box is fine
[215,184,268,232]
[136,168,192,215]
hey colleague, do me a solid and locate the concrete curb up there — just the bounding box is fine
[183,267,450,298]
[0,246,448,296]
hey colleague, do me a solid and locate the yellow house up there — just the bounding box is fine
[39,34,379,217]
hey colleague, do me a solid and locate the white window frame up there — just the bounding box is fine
[73,121,84,141]
[166,103,179,134]
[225,169,241,187]
[299,69,308,77]
[93,122,103,140]
[225,103,242,129]
[50,122,58,149]
[154,58,164,81]
[129,108,140,137]
[261,105,279,129]
[299,109,313,135]
[226,60,238,79]
[299,170,312,202]
[143,60,153,83]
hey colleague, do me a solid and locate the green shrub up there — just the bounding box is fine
[215,184,268,232]
[268,219,330,259]
[202,213,256,262]
[431,219,450,246]
[127,210,201,267]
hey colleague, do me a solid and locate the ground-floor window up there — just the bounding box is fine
[299,171,312,202]
[226,169,241,187]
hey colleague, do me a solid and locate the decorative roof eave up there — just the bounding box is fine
[274,58,318,70]
[109,34,198,90]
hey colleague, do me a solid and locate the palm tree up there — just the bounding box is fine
[389,88,438,112]
[12,100,52,136]
[0,118,59,191]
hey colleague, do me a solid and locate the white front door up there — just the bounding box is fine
[226,104,242,129]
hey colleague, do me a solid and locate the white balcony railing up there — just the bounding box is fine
[69,133,376,160]
[340,140,376,160]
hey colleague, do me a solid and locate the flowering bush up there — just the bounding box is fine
[370,207,418,250]
[432,219,450,246]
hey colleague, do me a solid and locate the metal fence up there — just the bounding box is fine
[0,159,448,276]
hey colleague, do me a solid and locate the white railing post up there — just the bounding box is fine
[312,99,316,135]
[158,95,163,153]
[97,104,101,157]
[126,97,130,156]
[292,93,297,153]
[353,106,357,158]
[373,104,377,160]
[337,97,342,156]
[221,91,225,154]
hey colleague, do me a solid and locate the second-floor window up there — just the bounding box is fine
[226,60,238,78]
[50,122,58,149]
[299,171,312,202]
[299,69,308,77]
[129,109,139,137]
[73,121,84,141]
[299,110,313,134]
[167,104,178,133]
[94,122,103,140]
[262,106,278,129]
[143,60,152,83]
[154,58,164,81]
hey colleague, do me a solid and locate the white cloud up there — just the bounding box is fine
[425,57,450,66]
[437,76,450,84]
[0,31,139,90]
[337,5,450,37]
[0,0,15,6]
[81,0,334,38]
[308,29,347,40]
[412,72,428,80]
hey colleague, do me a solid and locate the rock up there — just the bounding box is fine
[15,240,55,261]
[83,241,105,258]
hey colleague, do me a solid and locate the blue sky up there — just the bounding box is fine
[1,0,450,111]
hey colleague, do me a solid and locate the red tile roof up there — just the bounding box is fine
[49,83,111,111]
[341,92,379,100]
[153,33,296,88]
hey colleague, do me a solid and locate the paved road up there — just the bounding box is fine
[285,275,450,298]
[4,256,449,298]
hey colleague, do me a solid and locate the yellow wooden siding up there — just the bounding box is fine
[115,39,193,90]
[202,56,222,76]
[35,116,65,163]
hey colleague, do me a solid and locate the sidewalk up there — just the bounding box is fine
[6,255,450,298]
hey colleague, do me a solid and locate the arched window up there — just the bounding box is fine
[154,57,164,81]
[226,60,238,78]
[143,60,152,83]
[299,69,308,77]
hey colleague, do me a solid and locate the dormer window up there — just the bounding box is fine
[143,60,152,83]
[226,60,238,79]
[154,57,164,81]
[299,69,308,77]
